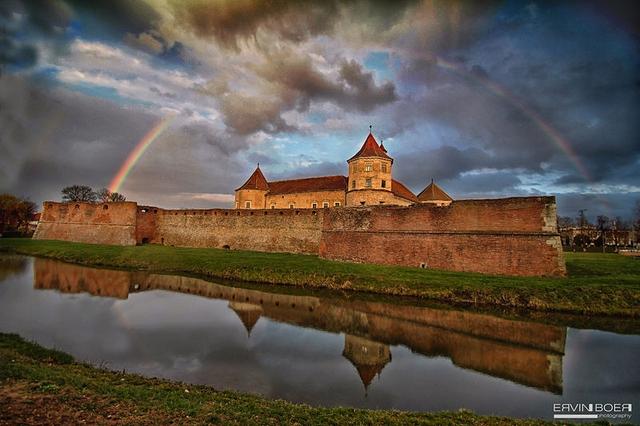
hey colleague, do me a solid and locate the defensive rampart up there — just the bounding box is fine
[33,196,565,276]
[319,197,566,276]
[33,201,137,246]
[151,208,325,254]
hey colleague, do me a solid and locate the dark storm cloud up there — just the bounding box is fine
[222,54,397,135]
[270,161,346,181]
[555,192,640,222]
[0,76,155,201]
[393,146,494,190]
[170,0,426,50]
[0,75,157,202]
[393,2,640,188]
[0,76,251,207]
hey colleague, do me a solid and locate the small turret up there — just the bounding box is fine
[417,179,453,206]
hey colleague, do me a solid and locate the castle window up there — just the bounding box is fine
[365,163,373,172]
[103,205,109,210]
[379,201,385,204]
[381,179,386,188]
[245,201,251,209]
[382,163,387,172]
[351,180,356,189]
[365,178,372,188]
[289,204,294,209]
[323,202,329,208]
[360,201,365,206]
[271,205,276,209]
[312,202,317,209]
[334,202,340,207]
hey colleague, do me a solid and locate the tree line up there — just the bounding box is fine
[61,185,126,203]
[0,194,37,235]
[557,200,640,232]
[557,200,640,250]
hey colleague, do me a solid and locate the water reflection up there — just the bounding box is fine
[2,256,638,419]
[33,258,565,393]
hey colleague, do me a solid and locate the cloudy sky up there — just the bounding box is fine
[1,0,638,220]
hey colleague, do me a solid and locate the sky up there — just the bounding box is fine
[1,0,639,221]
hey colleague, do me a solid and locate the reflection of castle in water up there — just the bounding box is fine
[34,258,566,393]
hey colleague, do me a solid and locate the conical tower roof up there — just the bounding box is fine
[228,302,263,335]
[236,165,269,191]
[417,179,453,202]
[342,335,391,391]
[348,132,392,162]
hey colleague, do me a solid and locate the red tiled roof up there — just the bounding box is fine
[267,176,348,195]
[392,179,418,202]
[417,180,453,202]
[348,133,392,161]
[236,166,269,191]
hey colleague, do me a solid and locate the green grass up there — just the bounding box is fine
[1,238,639,317]
[0,333,564,425]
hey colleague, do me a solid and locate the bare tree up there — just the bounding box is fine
[61,185,97,202]
[557,216,574,229]
[96,188,126,203]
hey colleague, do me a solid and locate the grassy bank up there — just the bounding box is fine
[1,238,639,317]
[0,333,559,425]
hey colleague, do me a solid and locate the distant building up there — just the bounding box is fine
[235,131,452,209]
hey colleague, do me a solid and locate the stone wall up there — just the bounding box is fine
[33,201,137,246]
[319,197,566,277]
[154,208,325,254]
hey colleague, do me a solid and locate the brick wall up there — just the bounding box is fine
[136,206,158,244]
[33,201,137,246]
[32,196,565,276]
[154,208,325,253]
[319,197,566,277]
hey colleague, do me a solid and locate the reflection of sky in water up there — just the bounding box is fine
[0,256,638,420]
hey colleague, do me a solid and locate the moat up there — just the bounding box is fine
[0,255,638,420]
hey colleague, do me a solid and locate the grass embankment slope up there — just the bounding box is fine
[1,238,639,317]
[0,333,560,425]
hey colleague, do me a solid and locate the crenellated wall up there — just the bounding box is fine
[33,196,565,276]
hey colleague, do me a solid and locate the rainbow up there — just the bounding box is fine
[108,115,174,193]
[435,57,592,181]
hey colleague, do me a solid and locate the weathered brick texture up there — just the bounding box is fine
[154,208,325,254]
[33,202,137,245]
[319,197,566,277]
[32,196,566,276]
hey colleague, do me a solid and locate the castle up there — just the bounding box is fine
[235,131,453,210]
[33,131,567,277]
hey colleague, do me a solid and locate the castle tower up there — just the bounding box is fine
[417,179,453,206]
[346,131,394,207]
[235,165,269,209]
[342,334,391,392]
